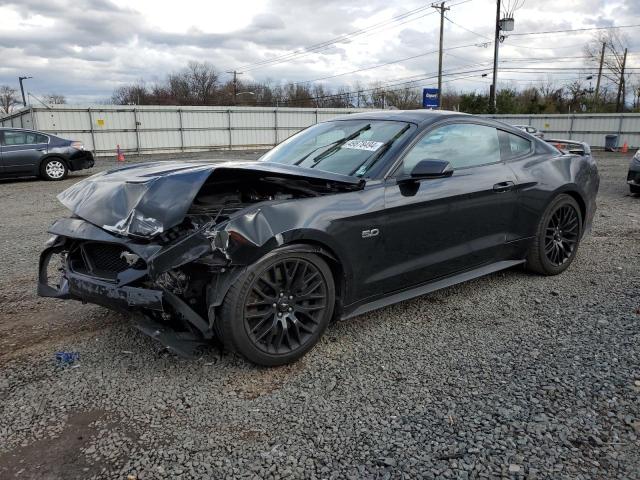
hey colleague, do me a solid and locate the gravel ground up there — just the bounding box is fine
[0,151,638,479]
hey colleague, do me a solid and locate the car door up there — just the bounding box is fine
[1,130,49,175]
[371,121,518,294]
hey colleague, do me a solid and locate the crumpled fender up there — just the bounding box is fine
[57,163,215,238]
[209,205,351,271]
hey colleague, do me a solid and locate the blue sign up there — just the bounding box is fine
[423,88,439,109]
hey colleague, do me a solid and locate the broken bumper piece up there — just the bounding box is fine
[68,275,163,312]
[37,233,215,358]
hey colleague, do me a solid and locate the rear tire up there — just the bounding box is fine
[526,194,583,276]
[41,158,68,181]
[218,247,335,366]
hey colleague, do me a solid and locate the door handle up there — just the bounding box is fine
[35,148,46,152]
[493,181,515,193]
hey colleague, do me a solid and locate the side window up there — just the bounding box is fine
[3,131,28,146]
[398,123,500,175]
[3,131,47,145]
[501,131,532,160]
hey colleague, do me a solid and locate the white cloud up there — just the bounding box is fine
[0,0,638,103]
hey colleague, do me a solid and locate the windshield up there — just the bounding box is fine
[260,120,412,177]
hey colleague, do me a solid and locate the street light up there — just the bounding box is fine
[18,76,32,107]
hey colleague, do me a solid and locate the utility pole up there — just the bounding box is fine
[489,0,501,113]
[594,41,605,107]
[616,48,627,113]
[18,76,32,107]
[227,70,242,105]
[432,2,449,108]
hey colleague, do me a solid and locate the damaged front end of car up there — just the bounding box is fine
[38,161,362,357]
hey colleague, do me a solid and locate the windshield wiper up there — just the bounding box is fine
[291,124,371,166]
[308,124,372,167]
[292,141,340,166]
[349,123,411,176]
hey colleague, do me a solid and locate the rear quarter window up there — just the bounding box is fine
[500,131,532,160]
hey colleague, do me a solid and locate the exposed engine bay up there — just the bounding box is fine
[39,162,363,356]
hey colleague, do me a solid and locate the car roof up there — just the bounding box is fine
[329,109,471,126]
[0,127,44,134]
[328,109,534,136]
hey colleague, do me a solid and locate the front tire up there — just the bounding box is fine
[41,158,68,181]
[630,184,640,195]
[527,194,583,275]
[218,247,335,366]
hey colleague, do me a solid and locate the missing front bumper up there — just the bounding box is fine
[38,244,215,357]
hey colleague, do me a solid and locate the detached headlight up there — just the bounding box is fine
[104,210,164,238]
[128,211,164,237]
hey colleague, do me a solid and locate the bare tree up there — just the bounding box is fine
[185,62,219,105]
[0,85,20,114]
[384,86,422,109]
[111,81,150,105]
[565,80,588,112]
[44,94,66,105]
[584,30,632,110]
[631,81,640,111]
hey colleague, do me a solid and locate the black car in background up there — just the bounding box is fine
[628,149,640,194]
[0,127,94,180]
[38,111,599,366]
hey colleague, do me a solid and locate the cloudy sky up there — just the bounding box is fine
[1,0,639,104]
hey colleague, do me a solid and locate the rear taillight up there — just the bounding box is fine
[71,141,84,150]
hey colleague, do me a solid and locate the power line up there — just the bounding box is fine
[291,42,487,85]
[236,4,438,72]
[444,15,492,40]
[236,0,477,73]
[509,24,640,37]
[500,66,640,71]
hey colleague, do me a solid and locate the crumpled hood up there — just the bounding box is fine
[57,160,362,238]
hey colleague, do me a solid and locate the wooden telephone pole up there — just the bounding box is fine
[616,48,627,112]
[489,0,501,112]
[594,41,605,107]
[227,70,242,105]
[432,2,450,108]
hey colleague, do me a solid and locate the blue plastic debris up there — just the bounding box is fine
[55,351,80,365]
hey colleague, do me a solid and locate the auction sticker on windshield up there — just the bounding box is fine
[342,140,384,152]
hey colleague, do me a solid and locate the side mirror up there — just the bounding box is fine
[399,159,453,183]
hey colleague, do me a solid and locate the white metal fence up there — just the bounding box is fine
[2,106,639,155]
[485,113,640,149]
[0,105,368,156]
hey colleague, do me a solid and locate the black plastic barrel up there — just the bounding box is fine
[605,134,618,152]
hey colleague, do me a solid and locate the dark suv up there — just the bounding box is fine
[0,128,94,180]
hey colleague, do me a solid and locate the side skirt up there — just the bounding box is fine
[341,260,525,320]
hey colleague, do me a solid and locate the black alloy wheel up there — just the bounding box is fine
[244,258,328,354]
[543,204,580,266]
[527,194,583,275]
[219,248,335,366]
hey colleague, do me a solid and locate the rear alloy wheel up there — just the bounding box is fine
[527,194,583,275]
[42,158,68,180]
[219,248,335,366]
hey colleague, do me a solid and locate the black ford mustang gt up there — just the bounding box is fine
[38,111,599,366]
